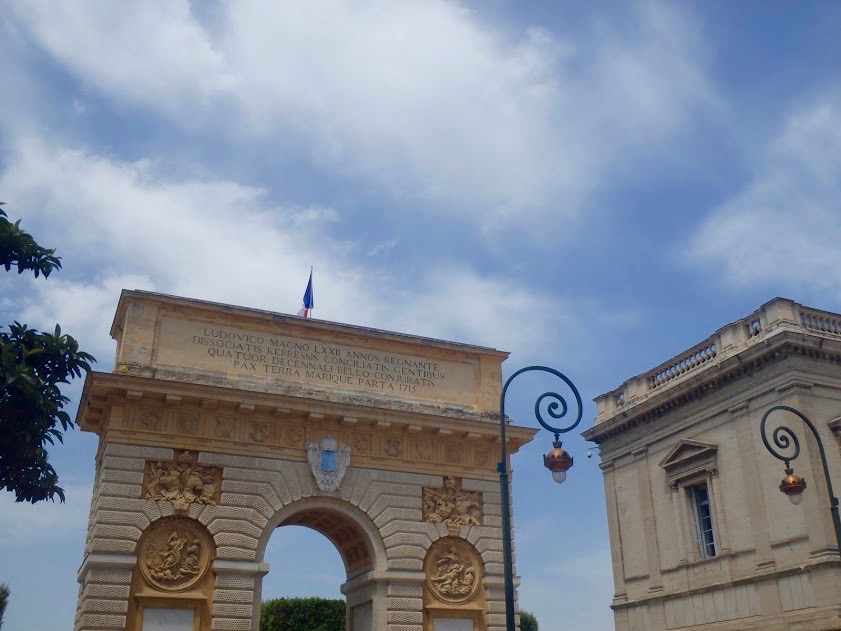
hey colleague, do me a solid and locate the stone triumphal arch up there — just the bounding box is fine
[74,290,535,631]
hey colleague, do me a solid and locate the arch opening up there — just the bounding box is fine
[279,507,374,578]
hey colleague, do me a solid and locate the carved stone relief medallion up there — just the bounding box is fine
[178,412,200,435]
[215,416,234,439]
[306,436,351,492]
[384,437,402,457]
[250,422,269,443]
[284,427,305,448]
[422,476,482,528]
[140,517,212,592]
[137,409,161,430]
[352,434,371,454]
[424,538,481,604]
[416,439,434,461]
[445,443,463,464]
[143,450,221,509]
[474,447,490,466]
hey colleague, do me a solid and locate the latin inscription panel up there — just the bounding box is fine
[155,317,478,407]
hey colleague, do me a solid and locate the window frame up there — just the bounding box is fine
[687,482,717,559]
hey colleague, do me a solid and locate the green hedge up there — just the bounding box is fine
[261,597,345,631]
[520,609,539,631]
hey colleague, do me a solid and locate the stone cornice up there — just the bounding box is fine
[584,331,841,444]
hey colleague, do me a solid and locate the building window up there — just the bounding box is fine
[688,483,716,559]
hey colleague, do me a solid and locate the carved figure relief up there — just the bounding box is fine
[140,518,212,591]
[424,538,480,603]
[422,476,482,528]
[251,422,269,442]
[307,436,351,492]
[143,450,221,508]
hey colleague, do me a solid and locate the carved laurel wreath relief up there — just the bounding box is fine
[139,517,213,592]
[424,538,481,604]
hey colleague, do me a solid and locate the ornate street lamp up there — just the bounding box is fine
[497,366,583,631]
[760,405,841,550]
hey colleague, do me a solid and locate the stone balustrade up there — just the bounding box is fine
[594,298,841,424]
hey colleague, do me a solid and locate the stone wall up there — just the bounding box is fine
[74,442,512,631]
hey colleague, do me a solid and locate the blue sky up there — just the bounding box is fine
[1,2,840,630]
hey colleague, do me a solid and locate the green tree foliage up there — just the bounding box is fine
[0,583,9,630]
[260,597,345,631]
[520,609,539,631]
[0,203,95,503]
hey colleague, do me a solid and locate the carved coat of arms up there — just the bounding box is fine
[306,436,350,492]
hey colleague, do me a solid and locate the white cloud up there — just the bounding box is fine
[4,0,715,230]
[687,96,841,298]
[0,482,92,546]
[0,135,609,362]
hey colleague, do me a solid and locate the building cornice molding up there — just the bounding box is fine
[584,334,841,444]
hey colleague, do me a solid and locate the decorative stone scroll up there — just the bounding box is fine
[143,450,221,510]
[140,517,212,591]
[422,476,482,532]
[424,538,481,604]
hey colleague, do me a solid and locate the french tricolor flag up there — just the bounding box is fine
[297,269,314,318]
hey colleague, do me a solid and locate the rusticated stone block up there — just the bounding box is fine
[104,443,172,461]
[385,544,426,560]
[82,584,130,600]
[387,610,423,624]
[86,538,137,554]
[383,531,433,551]
[387,557,423,571]
[215,575,255,590]
[220,492,275,519]
[210,618,253,630]
[207,518,263,539]
[79,598,128,614]
[200,505,267,529]
[375,507,423,528]
[386,597,423,611]
[213,532,259,551]
[100,469,144,485]
[97,482,142,498]
[216,546,257,561]
[212,603,254,618]
[213,589,254,603]
[387,583,423,597]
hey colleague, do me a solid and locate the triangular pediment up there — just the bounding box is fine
[659,439,718,471]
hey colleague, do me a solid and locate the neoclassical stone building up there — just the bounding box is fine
[585,298,841,630]
[73,291,535,631]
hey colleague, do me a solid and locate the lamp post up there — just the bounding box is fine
[497,366,583,631]
[759,405,841,552]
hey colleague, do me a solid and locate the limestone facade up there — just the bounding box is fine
[584,298,841,630]
[73,290,535,631]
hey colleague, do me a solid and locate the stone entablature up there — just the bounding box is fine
[78,372,532,481]
[592,298,841,431]
[109,290,507,420]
